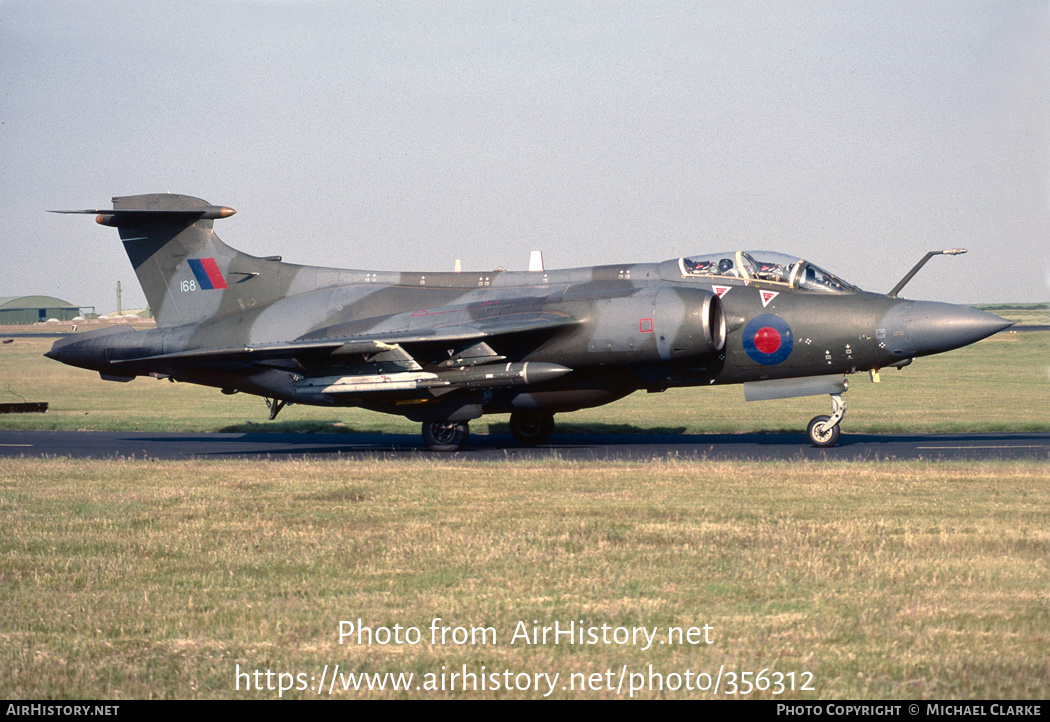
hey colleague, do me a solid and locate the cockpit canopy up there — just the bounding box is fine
[679,251,858,294]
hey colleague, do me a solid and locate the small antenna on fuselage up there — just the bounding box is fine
[529,250,544,272]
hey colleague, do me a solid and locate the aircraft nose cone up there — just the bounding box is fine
[877,301,1013,362]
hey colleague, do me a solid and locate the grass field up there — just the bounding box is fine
[2,457,1047,699]
[974,303,1049,327]
[1,328,1047,436]
[1,317,1047,700]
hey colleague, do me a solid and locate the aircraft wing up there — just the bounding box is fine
[109,312,579,368]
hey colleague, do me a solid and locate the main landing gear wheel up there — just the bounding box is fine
[807,393,846,448]
[509,411,555,446]
[422,420,469,452]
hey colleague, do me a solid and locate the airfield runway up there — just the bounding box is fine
[0,429,1047,461]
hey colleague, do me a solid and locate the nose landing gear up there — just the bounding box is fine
[807,393,846,448]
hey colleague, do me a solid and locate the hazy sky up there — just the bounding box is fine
[2,1,1047,311]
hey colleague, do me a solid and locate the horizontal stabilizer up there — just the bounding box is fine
[51,207,236,226]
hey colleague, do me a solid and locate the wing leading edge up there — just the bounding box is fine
[108,312,579,368]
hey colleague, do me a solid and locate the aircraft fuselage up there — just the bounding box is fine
[46,194,1012,449]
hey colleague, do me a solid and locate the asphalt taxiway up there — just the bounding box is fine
[0,429,1047,461]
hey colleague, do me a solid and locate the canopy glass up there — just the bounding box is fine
[679,251,857,294]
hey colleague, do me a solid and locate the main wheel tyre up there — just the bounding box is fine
[422,421,469,452]
[509,412,555,446]
[807,415,841,448]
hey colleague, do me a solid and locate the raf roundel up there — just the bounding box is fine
[742,314,794,365]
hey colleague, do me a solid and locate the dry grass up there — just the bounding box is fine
[1,457,1047,699]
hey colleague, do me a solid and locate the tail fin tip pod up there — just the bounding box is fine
[52,193,279,329]
[94,205,237,226]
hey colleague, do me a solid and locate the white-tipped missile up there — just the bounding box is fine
[300,362,571,394]
[422,361,571,390]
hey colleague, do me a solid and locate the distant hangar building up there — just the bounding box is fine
[0,295,88,324]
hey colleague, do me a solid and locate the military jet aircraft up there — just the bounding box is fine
[47,193,1011,451]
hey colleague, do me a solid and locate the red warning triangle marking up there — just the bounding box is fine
[760,290,779,308]
[713,285,731,298]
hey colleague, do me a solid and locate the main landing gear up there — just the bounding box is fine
[807,393,846,448]
[421,412,558,452]
[508,411,555,446]
[422,420,470,452]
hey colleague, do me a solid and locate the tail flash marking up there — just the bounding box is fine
[188,258,228,290]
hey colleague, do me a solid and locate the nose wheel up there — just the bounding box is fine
[807,394,846,448]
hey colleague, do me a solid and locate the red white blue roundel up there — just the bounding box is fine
[742,314,794,365]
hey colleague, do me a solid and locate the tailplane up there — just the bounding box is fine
[54,194,284,328]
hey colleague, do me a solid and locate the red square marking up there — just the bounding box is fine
[639,318,654,333]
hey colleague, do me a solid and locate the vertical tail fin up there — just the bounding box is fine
[55,193,285,328]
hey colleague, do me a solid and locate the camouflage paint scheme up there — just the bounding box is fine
[47,194,1011,450]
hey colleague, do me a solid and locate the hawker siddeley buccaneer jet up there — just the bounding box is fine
[47,194,1012,452]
